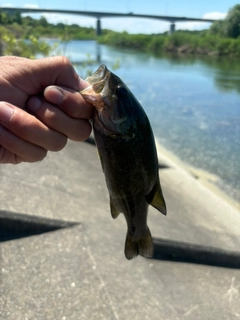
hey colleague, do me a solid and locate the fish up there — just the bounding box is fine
[81,65,167,260]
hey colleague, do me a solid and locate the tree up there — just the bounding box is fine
[0,11,10,24]
[12,11,22,24]
[22,16,36,27]
[38,16,48,27]
[209,4,240,38]
[209,20,224,36]
[223,4,240,38]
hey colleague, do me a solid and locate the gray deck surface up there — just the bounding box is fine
[1,139,240,320]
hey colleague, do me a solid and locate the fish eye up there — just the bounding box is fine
[116,86,128,97]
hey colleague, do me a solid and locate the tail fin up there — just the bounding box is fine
[124,227,153,260]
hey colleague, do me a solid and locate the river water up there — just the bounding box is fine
[46,39,240,206]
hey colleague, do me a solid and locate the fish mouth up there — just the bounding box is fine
[81,65,133,139]
[80,65,111,109]
[85,64,113,98]
[85,65,108,86]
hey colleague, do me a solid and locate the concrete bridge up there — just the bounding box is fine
[0,7,216,35]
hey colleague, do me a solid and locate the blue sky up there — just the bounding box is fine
[1,1,238,33]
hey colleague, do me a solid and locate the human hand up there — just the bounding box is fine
[0,56,94,164]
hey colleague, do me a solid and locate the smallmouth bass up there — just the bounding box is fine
[81,65,166,259]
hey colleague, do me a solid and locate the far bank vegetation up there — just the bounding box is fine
[0,4,240,57]
[99,4,240,57]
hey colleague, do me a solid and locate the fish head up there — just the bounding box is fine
[81,65,142,138]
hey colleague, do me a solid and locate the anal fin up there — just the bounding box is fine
[110,198,120,219]
[146,178,167,215]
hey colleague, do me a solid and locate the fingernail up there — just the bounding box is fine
[44,86,64,104]
[0,102,14,123]
[27,96,42,113]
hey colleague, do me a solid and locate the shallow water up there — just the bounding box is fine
[46,40,240,205]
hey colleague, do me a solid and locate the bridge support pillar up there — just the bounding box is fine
[169,22,175,35]
[96,18,101,36]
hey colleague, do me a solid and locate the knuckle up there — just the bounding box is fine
[45,109,59,127]
[55,56,71,68]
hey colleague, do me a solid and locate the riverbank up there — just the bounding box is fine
[98,31,240,57]
[155,140,240,211]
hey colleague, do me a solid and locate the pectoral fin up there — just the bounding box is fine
[146,178,167,215]
[97,149,105,172]
[110,198,120,219]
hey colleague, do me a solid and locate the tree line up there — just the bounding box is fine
[0,10,96,40]
[0,4,240,57]
[98,5,240,56]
